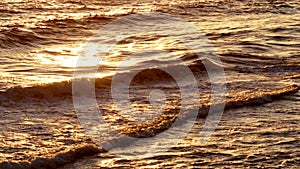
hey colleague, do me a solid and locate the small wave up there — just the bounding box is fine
[156,0,300,16]
[224,85,299,110]
[0,80,73,101]
[42,15,113,27]
[0,11,135,50]
[0,9,23,14]
[261,65,300,73]
[42,9,135,28]
[206,30,253,40]
[1,61,297,103]
[0,83,298,167]
[219,52,279,68]
[0,81,298,167]
[235,64,300,74]
[0,28,45,49]
[267,35,295,41]
[0,144,103,169]
[86,85,299,147]
[0,70,182,101]
[0,60,212,101]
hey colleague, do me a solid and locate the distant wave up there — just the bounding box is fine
[235,64,300,74]
[0,11,135,50]
[259,65,300,73]
[42,14,113,27]
[40,9,135,29]
[159,0,298,15]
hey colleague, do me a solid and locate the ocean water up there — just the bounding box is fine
[0,0,299,168]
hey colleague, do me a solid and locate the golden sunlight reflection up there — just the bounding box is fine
[37,53,77,68]
[36,44,82,67]
[29,75,72,84]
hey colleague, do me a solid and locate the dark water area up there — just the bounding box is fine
[0,0,299,168]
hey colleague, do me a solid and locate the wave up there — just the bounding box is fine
[161,0,299,15]
[0,144,103,169]
[0,59,216,101]
[224,85,299,110]
[41,8,136,28]
[42,14,113,27]
[0,84,298,168]
[0,28,45,49]
[235,64,300,74]
[0,61,298,102]
[206,30,254,40]
[0,10,136,50]
[0,9,23,14]
[260,64,300,73]
[100,85,299,139]
[0,69,180,101]
[0,71,298,168]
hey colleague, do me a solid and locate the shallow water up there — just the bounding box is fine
[61,91,300,168]
[0,0,299,168]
